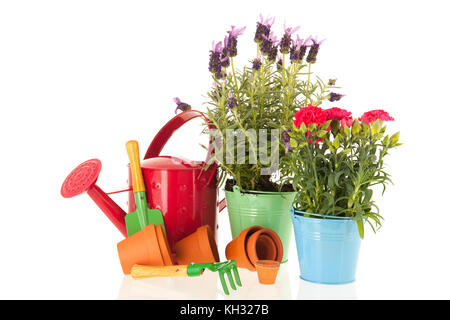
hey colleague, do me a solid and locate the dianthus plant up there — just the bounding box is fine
[280,106,401,238]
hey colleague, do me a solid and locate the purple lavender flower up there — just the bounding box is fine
[306,36,325,64]
[328,78,337,86]
[209,41,225,78]
[221,55,230,68]
[281,130,292,154]
[254,14,275,44]
[211,82,222,101]
[268,45,278,62]
[329,92,345,102]
[280,23,300,54]
[226,26,246,57]
[276,55,283,71]
[227,92,237,109]
[252,55,262,71]
[290,35,311,63]
[260,32,278,56]
[173,97,192,114]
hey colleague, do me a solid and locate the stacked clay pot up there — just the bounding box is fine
[117,224,174,274]
[225,225,283,271]
[174,225,220,264]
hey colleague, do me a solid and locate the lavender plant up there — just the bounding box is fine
[202,15,343,192]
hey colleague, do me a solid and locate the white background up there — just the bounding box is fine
[1,0,449,299]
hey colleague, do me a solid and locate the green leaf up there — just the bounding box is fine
[332,136,340,149]
[357,219,364,239]
[390,131,400,145]
[317,130,328,138]
[352,119,360,135]
[371,119,382,135]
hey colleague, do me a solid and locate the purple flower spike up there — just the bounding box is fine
[276,55,283,71]
[290,35,312,63]
[252,55,262,71]
[209,41,225,78]
[258,31,279,62]
[281,130,292,154]
[227,92,237,109]
[226,25,246,57]
[280,23,300,54]
[329,92,345,102]
[173,97,192,114]
[254,14,275,44]
[328,78,337,86]
[306,36,325,64]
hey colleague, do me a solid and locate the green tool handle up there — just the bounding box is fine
[126,140,148,229]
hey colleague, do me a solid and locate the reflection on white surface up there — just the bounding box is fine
[117,263,292,300]
[297,279,357,300]
[117,262,358,300]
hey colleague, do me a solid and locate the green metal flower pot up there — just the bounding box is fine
[224,185,296,262]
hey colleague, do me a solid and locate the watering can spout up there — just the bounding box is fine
[87,184,128,236]
[61,159,128,237]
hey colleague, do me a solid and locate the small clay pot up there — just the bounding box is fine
[255,260,281,285]
[117,224,165,274]
[246,232,277,265]
[155,224,174,266]
[225,225,263,271]
[258,228,284,262]
[175,225,220,265]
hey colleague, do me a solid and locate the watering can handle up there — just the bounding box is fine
[143,110,218,188]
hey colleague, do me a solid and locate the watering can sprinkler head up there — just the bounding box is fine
[60,159,128,237]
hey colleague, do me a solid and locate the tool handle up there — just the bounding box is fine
[131,265,189,279]
[126,140,146,193]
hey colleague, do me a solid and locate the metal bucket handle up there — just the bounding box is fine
[143,110,218,188]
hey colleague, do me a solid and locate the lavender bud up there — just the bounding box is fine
[252,57,262,71]
[279,33,291,54]
[254,22,270,44]
[329,92,344,102]
[173,97,192,114]
[306,41,320,64]
[268,46,278,62]
[228,93,237,109]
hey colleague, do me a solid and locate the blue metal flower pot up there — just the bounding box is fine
[291,207,361,284]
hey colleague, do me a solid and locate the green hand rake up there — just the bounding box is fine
[131,260,242,295]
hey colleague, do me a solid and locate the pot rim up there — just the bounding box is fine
[224,185,297,196]
[291,207,355,221]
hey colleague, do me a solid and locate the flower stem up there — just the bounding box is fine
[231,57,239,99]
[305,63,312,106]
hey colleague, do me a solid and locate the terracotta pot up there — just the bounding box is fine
[117,224,165,274]
[255,260,281,285]
[175,225,220,265]
[260,228,284,262]
[225,225,263,271]
[246,232,277,264]
[155,224,174,266]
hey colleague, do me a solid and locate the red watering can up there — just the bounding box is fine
[61,110,226,251]
[128,110,225,251]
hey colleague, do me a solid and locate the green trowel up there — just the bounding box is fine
[125,140,165,237]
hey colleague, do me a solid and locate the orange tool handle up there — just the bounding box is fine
[126,140,146,193]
